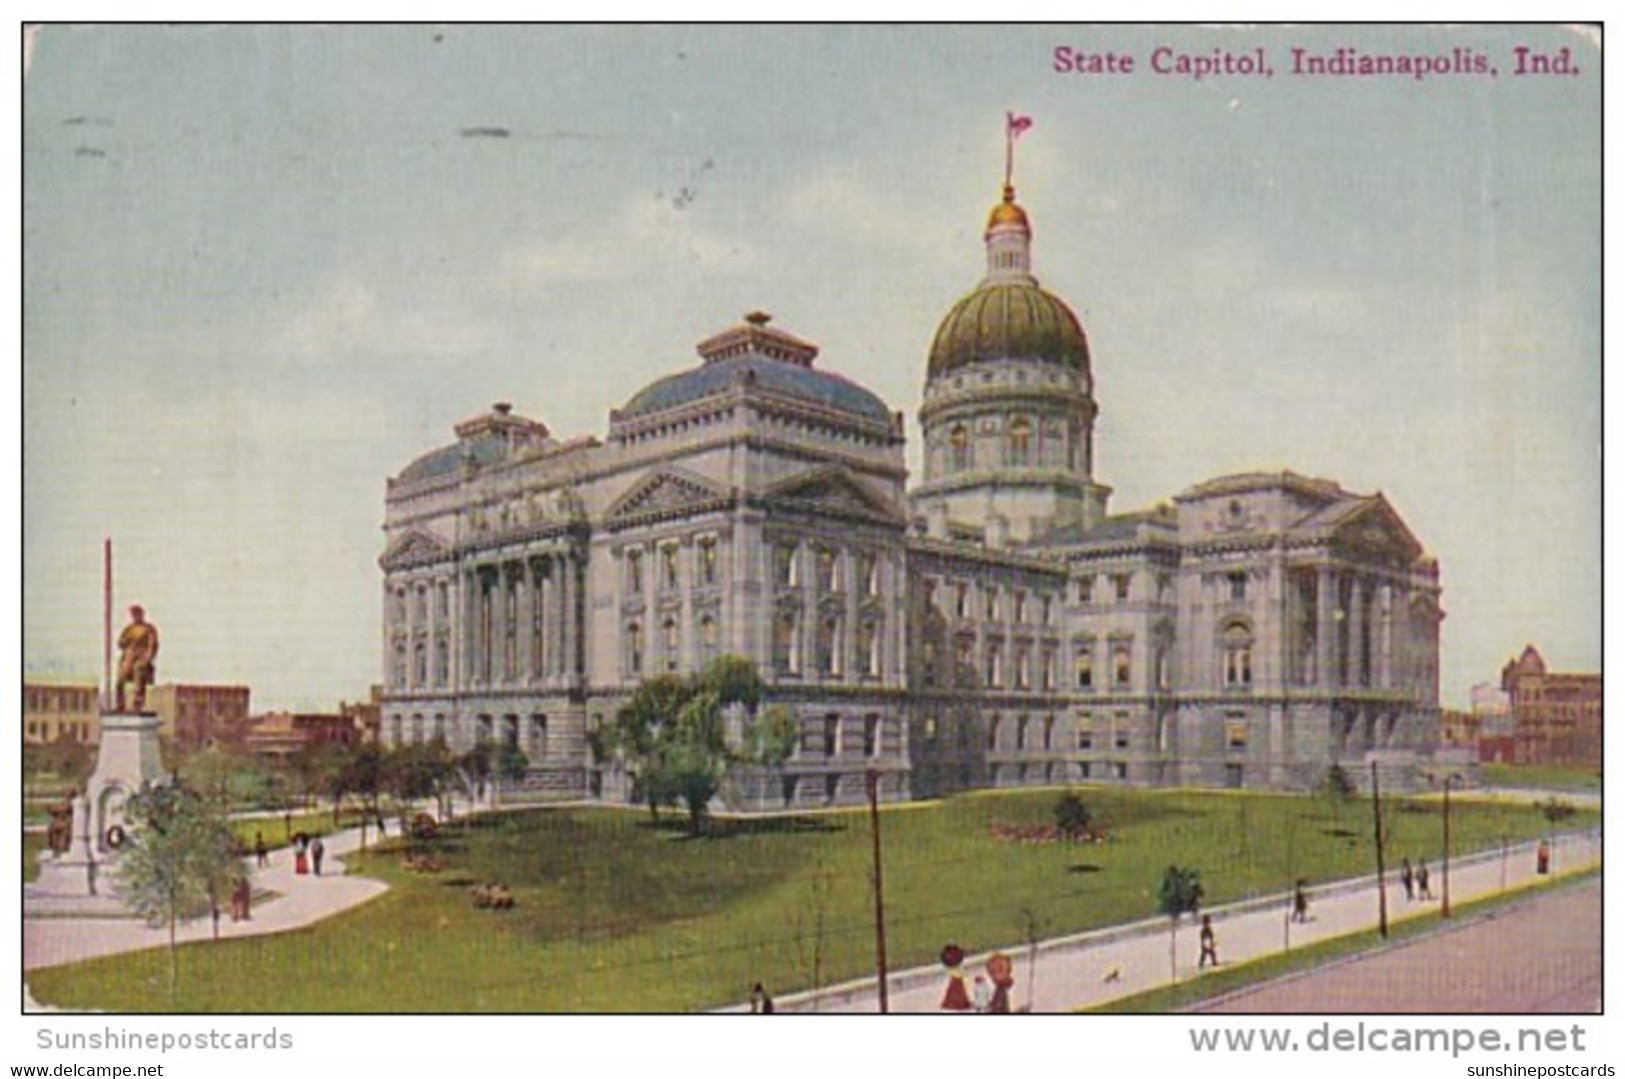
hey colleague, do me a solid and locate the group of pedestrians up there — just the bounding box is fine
[1397,857,1435,902]
[251,829,327,876]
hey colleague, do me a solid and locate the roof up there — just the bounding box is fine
[927,281,1090,378]
[397,431,512,483]
[620,353,891,423]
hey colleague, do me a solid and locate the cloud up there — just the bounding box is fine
[495,195,756,288]
[783,168,959,268]
[272,272,496,363]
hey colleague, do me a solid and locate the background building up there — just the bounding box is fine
[242,711,365,758]
[146,683,252,750]
[23,681,99,746]
[1500,645,1601,767]
[380,171,1448,805]
[1471,681,1515,763]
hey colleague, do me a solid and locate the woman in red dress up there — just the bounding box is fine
[939,944,972,1010]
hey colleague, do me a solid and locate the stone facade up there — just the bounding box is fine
[380,177,1445,806]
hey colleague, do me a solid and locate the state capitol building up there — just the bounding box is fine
[379,167,1447,807]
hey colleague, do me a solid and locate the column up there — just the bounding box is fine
[1348,576,1366,688]
[1377,583,1393,689]
[550,552,567,681]
[680,537,696,673]
[1316,567,1337,688]
[562,552,579,682]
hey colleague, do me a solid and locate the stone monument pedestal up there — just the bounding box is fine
[26,711,168,915]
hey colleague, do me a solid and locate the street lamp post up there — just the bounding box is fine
[1440,773,1462,918]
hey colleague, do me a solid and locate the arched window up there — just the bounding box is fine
[773,613,800,675]
[662,616,680,671]
[1112,642,1132,687]
[1075,647,1094,689]
[817,616,843,676]
[1007,417,1033,466]
[857,620,882,677]
[626,620,644,676]
[949,424,971,472]
[1222,622,1254,687]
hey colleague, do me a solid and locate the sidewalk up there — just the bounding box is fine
[24,824,388,974]
[770,829,1602,1013]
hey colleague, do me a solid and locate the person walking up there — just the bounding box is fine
[749,983,775,1014]
[254,831,269,869]
[1291,879,1310,923]
[1199,914,1219,968]
[1416,861,1433,900]
[1537,839,1552,875]
[972,975,992,1013]
[311,836,325,877]
[1400,857,1415,901]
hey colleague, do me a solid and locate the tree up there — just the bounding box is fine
[1155,864,1204,981]
[1054,791,1091,838]
[383,741,452,835]
[1318,763,1358,803]
[496,740,530,798]
[606,656,795,836]
[115,782,244,997]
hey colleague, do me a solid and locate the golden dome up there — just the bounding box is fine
[986,184,1031,231]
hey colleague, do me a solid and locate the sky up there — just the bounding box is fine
[21,24,1600,711]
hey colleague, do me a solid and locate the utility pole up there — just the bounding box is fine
[866,768,890,1013]
[1371,760,1388,938]
[1442,776,1454,918]
[102,537,113,712]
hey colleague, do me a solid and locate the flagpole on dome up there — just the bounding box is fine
[1004,112,1033,194]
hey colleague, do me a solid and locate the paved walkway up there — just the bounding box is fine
[23,824,388,973]
[1194,877,1601,1013]
[771,829,1601,1013]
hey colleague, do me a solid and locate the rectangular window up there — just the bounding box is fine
[626,550,644,596]
[698,537,719,587]
[1075,647,1094,689]
[1114,574,1132,602]
[1228,572,1247,602]
[660,545,680,592]
[863,714,881,757]
[1078,576,1094,604]
[1041,594,1053,625]
[1076,714,1093,751]
[955,582,969,620]
[985,586,999,621]
[823,714,841,757]
[1226,716,1249,750]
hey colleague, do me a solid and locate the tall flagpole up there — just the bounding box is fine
[1004,112,1014,189]
[103,537,113,713]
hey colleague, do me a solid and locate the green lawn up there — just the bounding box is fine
[1479,762,1601,794]
[23,832,44,883]
[26,787,1594,1013]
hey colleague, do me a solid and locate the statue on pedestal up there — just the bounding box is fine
[115,604,159,713]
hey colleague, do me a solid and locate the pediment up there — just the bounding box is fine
[605,468,733,528]
[1326,496,1424,563]
[760,466,905,526]
[380,529,451,570]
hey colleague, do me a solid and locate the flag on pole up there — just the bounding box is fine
[1007,113,1034,138]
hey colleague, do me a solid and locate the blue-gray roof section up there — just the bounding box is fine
[397,432,511,483]
[621,355,891,423]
